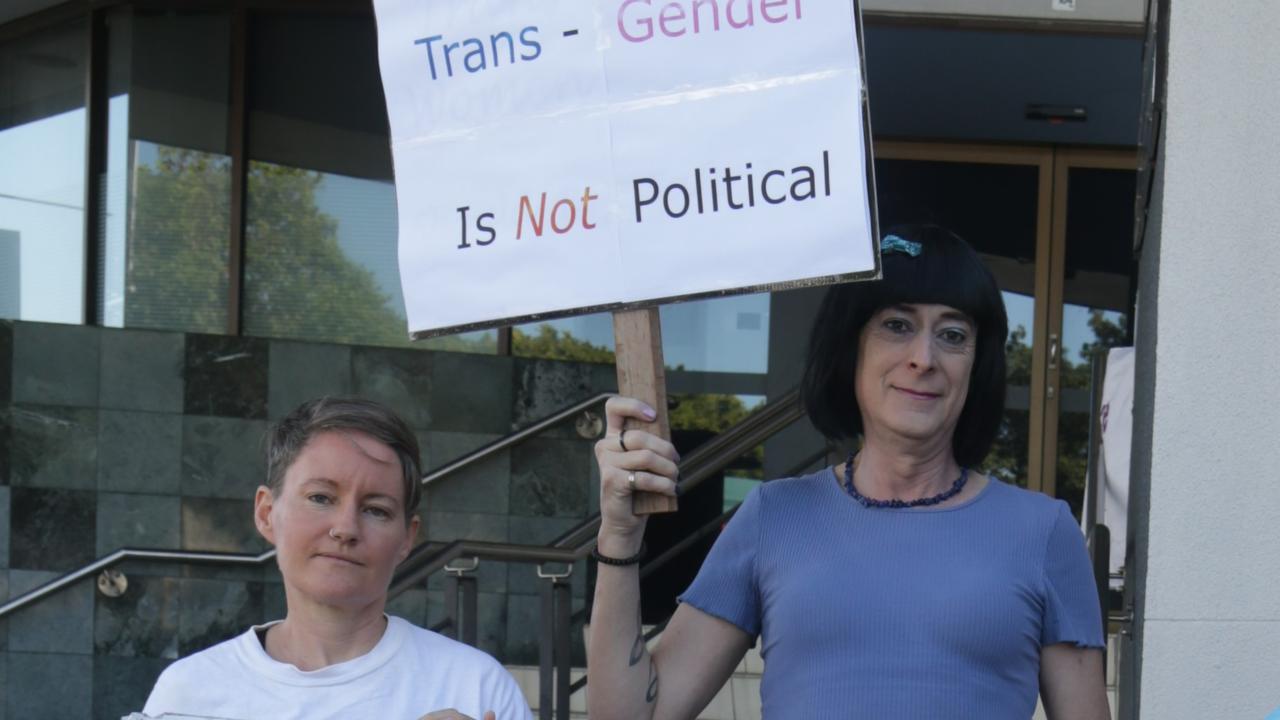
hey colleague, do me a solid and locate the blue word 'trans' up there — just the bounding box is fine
[414,26,542,80]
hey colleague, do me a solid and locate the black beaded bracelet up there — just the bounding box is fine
[591,543,646,566]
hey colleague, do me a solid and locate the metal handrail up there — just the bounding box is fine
[0,548,276,617]
[0,392,614,620]
[388,388,805,593]
[422,392,614,487]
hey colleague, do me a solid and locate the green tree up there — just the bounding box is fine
[126,148,232,332]
[126,147,409,345]
[512,325,615,363]
[241,160,409,345]
[669,393,764,478]
[669,393,753,433]
[983,324,1032,485]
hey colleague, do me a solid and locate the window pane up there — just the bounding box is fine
[1055,167,1136,516]
[244,161,417,347]
[242,12,492,351]
[513,313,616,363]
[0,19,87,323]
[101,10,232,332]
[125,142,231,332]
[513,293,771,373]
[660,294,769,374]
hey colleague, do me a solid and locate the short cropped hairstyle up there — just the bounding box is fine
[265,397,423,520]
[801,224,1009,468]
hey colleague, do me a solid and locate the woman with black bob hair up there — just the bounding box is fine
[803,222,1009,470]
[587,225,1110,719]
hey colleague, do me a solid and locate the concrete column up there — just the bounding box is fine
[1126,2,1280,716]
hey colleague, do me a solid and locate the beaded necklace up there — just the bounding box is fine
[842,451,968,509]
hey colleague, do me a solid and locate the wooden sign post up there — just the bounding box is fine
[612,307,677,515]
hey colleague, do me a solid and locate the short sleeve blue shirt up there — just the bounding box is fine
[678,470,1104,719]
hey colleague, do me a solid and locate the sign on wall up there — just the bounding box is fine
[373,0,879,338]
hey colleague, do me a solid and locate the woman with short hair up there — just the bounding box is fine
[587,225,1109,719]
[142,397,530,720]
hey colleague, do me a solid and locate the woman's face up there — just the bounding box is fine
[254,430,419,612]
[855,303,977,449]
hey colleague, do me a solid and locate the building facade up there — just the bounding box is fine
[8,0,1272,718]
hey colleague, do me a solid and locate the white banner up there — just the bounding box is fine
[1099,346,1134,581]
[373,0,877,337]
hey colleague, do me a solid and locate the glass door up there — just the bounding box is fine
[872,143,1138,503]
[1044,149,1139,515]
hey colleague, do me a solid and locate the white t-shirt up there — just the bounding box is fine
[141,616,532,720]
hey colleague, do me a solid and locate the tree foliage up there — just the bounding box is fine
[126,148,232,332]
[512,325,615,363]
[983,312,1128,517]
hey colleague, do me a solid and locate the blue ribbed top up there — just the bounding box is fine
[679,469,1103,718]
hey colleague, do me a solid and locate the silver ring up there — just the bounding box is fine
[619,429,629,452]
[627,472,637,490]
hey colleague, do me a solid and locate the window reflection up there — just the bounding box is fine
[661,294,769,374]
[100,10,232,332]
[0,19,87,323]
[243,11,491,351]
[123,142,230,332]
[514,313,615,362]
[987,290,1034,487]
[1056,166,1135,516]
[514,292,771,374]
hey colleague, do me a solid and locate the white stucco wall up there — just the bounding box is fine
[1136,1,1280,717]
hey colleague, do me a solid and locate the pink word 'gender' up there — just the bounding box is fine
[617,0,803,43]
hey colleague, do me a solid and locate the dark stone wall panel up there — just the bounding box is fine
[7,405,98,490]
[11,322,100,408]
[513,358,609,440]
[0,487,8,568]
[351,346,433,430]
[94,574,180,658]
[183,334,268,419]
[9,487,96,570]
[0,320,12,405]
[93,655,171,720]
[267,340,352,420]
[180,497,266,554]
[7,651,93,720]
[425,431,509,515]
[99,329,184,413]
[180,416,267,499]
[7,570,93,654]
[429,352,513,434]
[97,410,182,495]
[510,438,592,519]
[96,492,181,555]
[177,578,263,656]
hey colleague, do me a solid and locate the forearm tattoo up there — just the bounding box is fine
[628,608,660,703]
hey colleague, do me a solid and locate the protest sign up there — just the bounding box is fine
[374,0,879,338]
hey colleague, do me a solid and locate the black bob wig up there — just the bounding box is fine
[801,224,1009,468]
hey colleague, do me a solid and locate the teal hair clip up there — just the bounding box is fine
[880,234,922,257]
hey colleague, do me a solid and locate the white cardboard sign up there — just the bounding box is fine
[373,0,878,338]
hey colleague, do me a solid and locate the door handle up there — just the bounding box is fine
[1048,333,1059,371]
